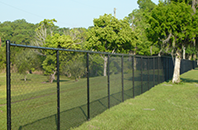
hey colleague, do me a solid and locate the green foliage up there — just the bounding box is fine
[89,54,104,77]
[86,14,137,53]
[146,2,197,52]
[61,54,86,81]
[0,47,5,71]
[69,28,88,44]
[186,45,196,55]
[15,49,39,80]
[0,19,36,46]
[137,0,156,11]
[42,33,80,82]
[35,19,57,32]
[128,1,157,55]
[42,55,56,76]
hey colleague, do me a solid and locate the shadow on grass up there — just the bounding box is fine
[20,79,31,81]
[17,87,145,130]
[181,78,198,83]
[53,79,70,83]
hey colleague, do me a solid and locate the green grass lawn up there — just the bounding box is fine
[73,69,198,130]
[0,68,161,130]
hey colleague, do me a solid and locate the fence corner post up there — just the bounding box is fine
[6,40,11,130]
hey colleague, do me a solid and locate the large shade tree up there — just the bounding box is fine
[86,14,137,76]
[128,0,157,56]
[146,2,198,83]
[165,0,198,60]
[42,33,80,83]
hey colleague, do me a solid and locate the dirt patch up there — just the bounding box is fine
[163,84,173,86]
[88,124,100,129]
[194,83,198,87]
[143,108,155,111]
[32,71,43,75]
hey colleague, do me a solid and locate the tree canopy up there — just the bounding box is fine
[1,0,198,84]
[86,14,137,54]
[146,1,198,83]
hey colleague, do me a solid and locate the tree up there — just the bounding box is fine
[137,0,156,11]
[146,2,198,83]
[61,54,86,81]
[32,19,57,46]
[15,50,38,81]
[0,46,6,72]
[86,14,137,76]
[166,0,198,60]
[0,19,36,46]
[128,0,157,56]
[43,33,80,83]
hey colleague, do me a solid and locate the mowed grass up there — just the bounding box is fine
[0,73,6,130]
[0,67,162,130]
[1,69,154,130]
[73,69,198,130]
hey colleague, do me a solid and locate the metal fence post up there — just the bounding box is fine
[153,57,155,86]
[86,53,90,120]
[158,57,160,84]
[165,57,167,81]
[141,57,143,93]
[107,54,110,108]
[132,56,135,98]
[167,58,169,80]
[147,57,149,90]
[121,55,124,102]
[56,50,60,130]
[6,40,11,130]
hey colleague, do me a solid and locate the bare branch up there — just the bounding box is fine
[162,33,172,44]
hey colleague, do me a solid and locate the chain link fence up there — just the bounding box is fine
[6,41,197,130]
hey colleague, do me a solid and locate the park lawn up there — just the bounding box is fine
[0,70,146,130]
[0,67,164,130]
[73,69,198,130]
[0,73,6,130]
[0,73,6,99]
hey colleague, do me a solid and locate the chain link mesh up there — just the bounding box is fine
[7,45,197,130]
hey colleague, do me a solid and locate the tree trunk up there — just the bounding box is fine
[150,46,152,55]
[188,55,192,60]
[24,75,27,81]
[193,54,197,60]
[172,51,181,83]
[182,45,185,59]
[50,71,56,83]
[103,56,107,76]
[133,47,137,70]
[134,57,137,70]
[192,0,196,14]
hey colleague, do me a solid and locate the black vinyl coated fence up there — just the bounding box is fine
[6,40,197,130]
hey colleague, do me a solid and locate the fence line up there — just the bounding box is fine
[6,40,197,130]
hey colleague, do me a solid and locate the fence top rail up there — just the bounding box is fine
[10,43,163,58]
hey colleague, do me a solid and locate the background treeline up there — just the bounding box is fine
[0,0,198,83]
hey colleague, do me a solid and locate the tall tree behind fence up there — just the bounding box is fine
[6,41,197,130]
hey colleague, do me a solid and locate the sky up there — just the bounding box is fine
[0,0,159,28]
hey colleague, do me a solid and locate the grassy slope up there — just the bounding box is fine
[74,69,198,130]
[0,71,144,130]
[0,73,6,130]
